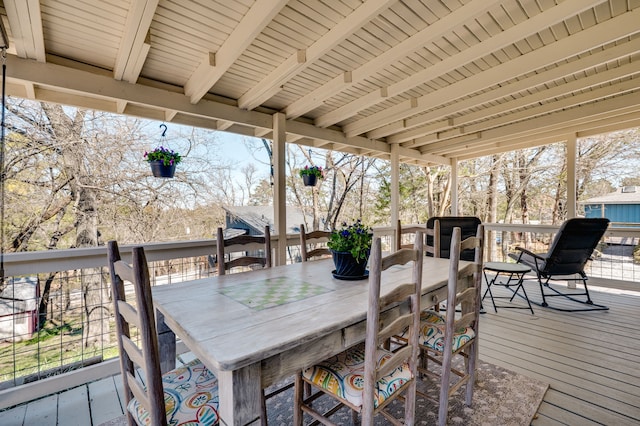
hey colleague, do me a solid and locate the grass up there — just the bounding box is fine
[0,316,120,383]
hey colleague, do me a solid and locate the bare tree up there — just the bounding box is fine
[2,99,235,346]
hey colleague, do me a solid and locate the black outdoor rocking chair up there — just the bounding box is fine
[510,218,610,312]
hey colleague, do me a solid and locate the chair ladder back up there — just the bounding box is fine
[396,220,428,251]
[217,226,272,275]
[300,224,331,261]
[376,281,418,345]
[107,242,134,418]
[362,233,423,423]
[424,221,440,257]
[447,225,484,330]
[107,241,168,426]
[126,370,150,410]
[443,228,463,340]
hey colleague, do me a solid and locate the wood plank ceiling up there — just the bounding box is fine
[1,0,639,166]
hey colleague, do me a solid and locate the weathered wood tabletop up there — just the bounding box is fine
[153,256,458,425]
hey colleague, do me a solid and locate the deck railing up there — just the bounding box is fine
[0,223,638,409]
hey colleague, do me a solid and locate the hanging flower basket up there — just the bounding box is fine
[144,146,181,179]
[299,165,323,187]
[302,174,317,186]
[149,160,176,178]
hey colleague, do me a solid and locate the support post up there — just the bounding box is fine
[390,144,400,251]
[566,134,577,219]
[273,113,287,266]
[451,158,459,215]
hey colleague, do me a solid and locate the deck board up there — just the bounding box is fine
[0,283,638,425]
[480,282,640,425]
[58,385,91,425]
[23,394,57,426]
[534,401,602,426]
[87,377,124,425]
[0,404,25,425]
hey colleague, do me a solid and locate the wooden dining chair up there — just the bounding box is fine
[213,225,272,275]
[210,226,290,424]
[424,219,440,257]
[396,220,440,263]
[396,219,427,250]
[416,225,484,426]
[294,233,424,425]
[107,241,219,426]
[299,223,331,262]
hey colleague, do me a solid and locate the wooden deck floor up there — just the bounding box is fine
[0,280,639,425]
[480,278,640,425]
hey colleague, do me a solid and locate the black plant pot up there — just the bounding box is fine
[149,160,176,178]
[302,174,318,186]
[331,250,369,280]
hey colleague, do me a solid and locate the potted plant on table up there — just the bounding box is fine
[299,165,324,187]
[144,146,182,178]
[327,219,373,280]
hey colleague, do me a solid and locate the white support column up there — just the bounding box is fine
[273,113,287,265]
[451,158,459,215]
[390,144,400,251]
[566,134,577,218]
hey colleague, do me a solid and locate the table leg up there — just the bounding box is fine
[218,363,262,426]
[156,310,176,374]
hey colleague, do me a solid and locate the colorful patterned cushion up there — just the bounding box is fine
[127,358,219,425]
[302,342,413,409]
[418,309,476,353]
[421,310,446,324]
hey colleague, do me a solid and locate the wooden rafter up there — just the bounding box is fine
[114,0,158,83]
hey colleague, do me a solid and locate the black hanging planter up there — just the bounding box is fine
[302,174,317,186]
[149,160,176,178]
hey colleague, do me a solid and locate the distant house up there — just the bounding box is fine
[0,277,39,342]
[222,205,316,236]
[581,186,640,225]
[221,206,317,263]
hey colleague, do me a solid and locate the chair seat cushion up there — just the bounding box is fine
[302,342,413,409]
[421,310,446,324]
[127,358,219,425]
[419,310,476,352]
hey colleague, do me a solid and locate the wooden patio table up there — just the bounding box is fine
[153,256,468,425]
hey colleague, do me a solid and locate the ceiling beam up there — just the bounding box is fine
[284,0,503,119]
[420,92,640,156]
[408,65,640,149]
[6,54,435,161]
[4,0,45,61]
[373,37,640,142]
[342,6,640,137]
[432,105,640,158]
[450,75,640,137]
[317,0,607,130]
[455,113,640,161]
[237,0,395,110]
[113,0,158,83]
[431,101,640,157]
[184,0,288,104]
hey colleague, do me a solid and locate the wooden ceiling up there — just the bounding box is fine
[1,0,639,166]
